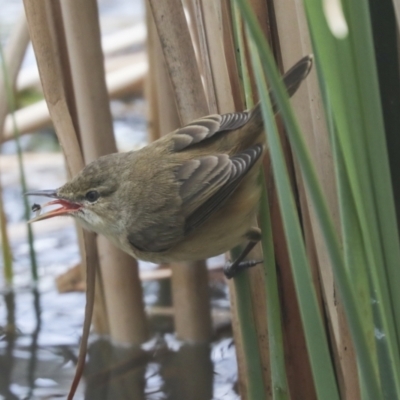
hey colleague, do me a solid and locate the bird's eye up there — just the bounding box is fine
[85,190,99,203]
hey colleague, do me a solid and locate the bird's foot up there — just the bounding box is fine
[223,259,263,279]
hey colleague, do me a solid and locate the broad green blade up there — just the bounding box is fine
[231,8,289,399]
[304,0,400,396]
[259,178,290,400]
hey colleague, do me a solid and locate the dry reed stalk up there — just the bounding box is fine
[236,0,320,397]
[199,1,236,113]
[271,0,360,398]
[200,1,273,396]
[243,0,321,397]
[22,0,84,174]
[147,0,209,121]
[148,0,212,342]
[76,228,110,334]
[22,1,106,397]
[220,0,245,111]
[218,5,251,398]
[60,0,148,345]
[183,0,218,111]
[46,0,111,339]
[152,22,180,136]
[145,1,161,142]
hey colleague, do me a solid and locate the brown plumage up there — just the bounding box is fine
[27,55,312,273]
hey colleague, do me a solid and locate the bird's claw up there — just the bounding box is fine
[223,259,263,279]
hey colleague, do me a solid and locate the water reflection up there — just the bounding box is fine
[0,288,84,399]
[0,290,19,400]
[85,339,214,400]
[26,288,41,400]
[0,285,237,399]
[161,343,213,400]
[85,340,147,400]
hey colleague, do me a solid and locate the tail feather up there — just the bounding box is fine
[250,54,313,126]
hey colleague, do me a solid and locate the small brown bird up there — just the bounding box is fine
[27,55,312,278]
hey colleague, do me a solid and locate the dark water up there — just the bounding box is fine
[0,1,239,398]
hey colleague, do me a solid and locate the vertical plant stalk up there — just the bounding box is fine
[22,1,107,398]
[229,7,273,399]
[220,3,257,397]
[0,16,31,283]
[231,4,253,107]
[0,38,38,281]
[220,0,245,111]
[199,2,273,398]
[306,0,400,396]
[148,6,202,348]
[237,3,320,398]
[148,0,209,121]
[47,0,110,337]
[249,39,341,400]
[250,2,319,398]
[147,0,212,342]
[60,0,148,346]
[239,0,382,396]
[269,0,360,397]
[0,184,12,284]
[184,0,218,111]
[259,181,290,400]
[0,14,29,142]
[145,1,161,142]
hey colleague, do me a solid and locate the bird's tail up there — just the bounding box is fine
[250,54,313,128]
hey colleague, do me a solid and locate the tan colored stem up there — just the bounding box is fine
[147,0,212,342]
[199,1,272,396]
[96,236,148,344]
[22,2,103,399]
[22,0,84,175]
[184,0,218,111]
[148,0,209,123]
[170,261,212,340]
[199,1,235,114]
[60,0,148,346]
[145,2,161,142]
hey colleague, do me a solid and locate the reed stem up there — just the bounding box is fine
[0,41,38,281]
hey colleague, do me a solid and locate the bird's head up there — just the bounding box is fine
[27,153,130,235]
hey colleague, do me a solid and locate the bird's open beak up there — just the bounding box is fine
[25,189,82,223]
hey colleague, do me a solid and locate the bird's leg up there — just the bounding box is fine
[224,227,263,279]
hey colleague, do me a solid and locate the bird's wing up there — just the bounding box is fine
[179,143,264,234]
[171,112,251,152]
[127,144,263,254]
[171,54,313,152]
